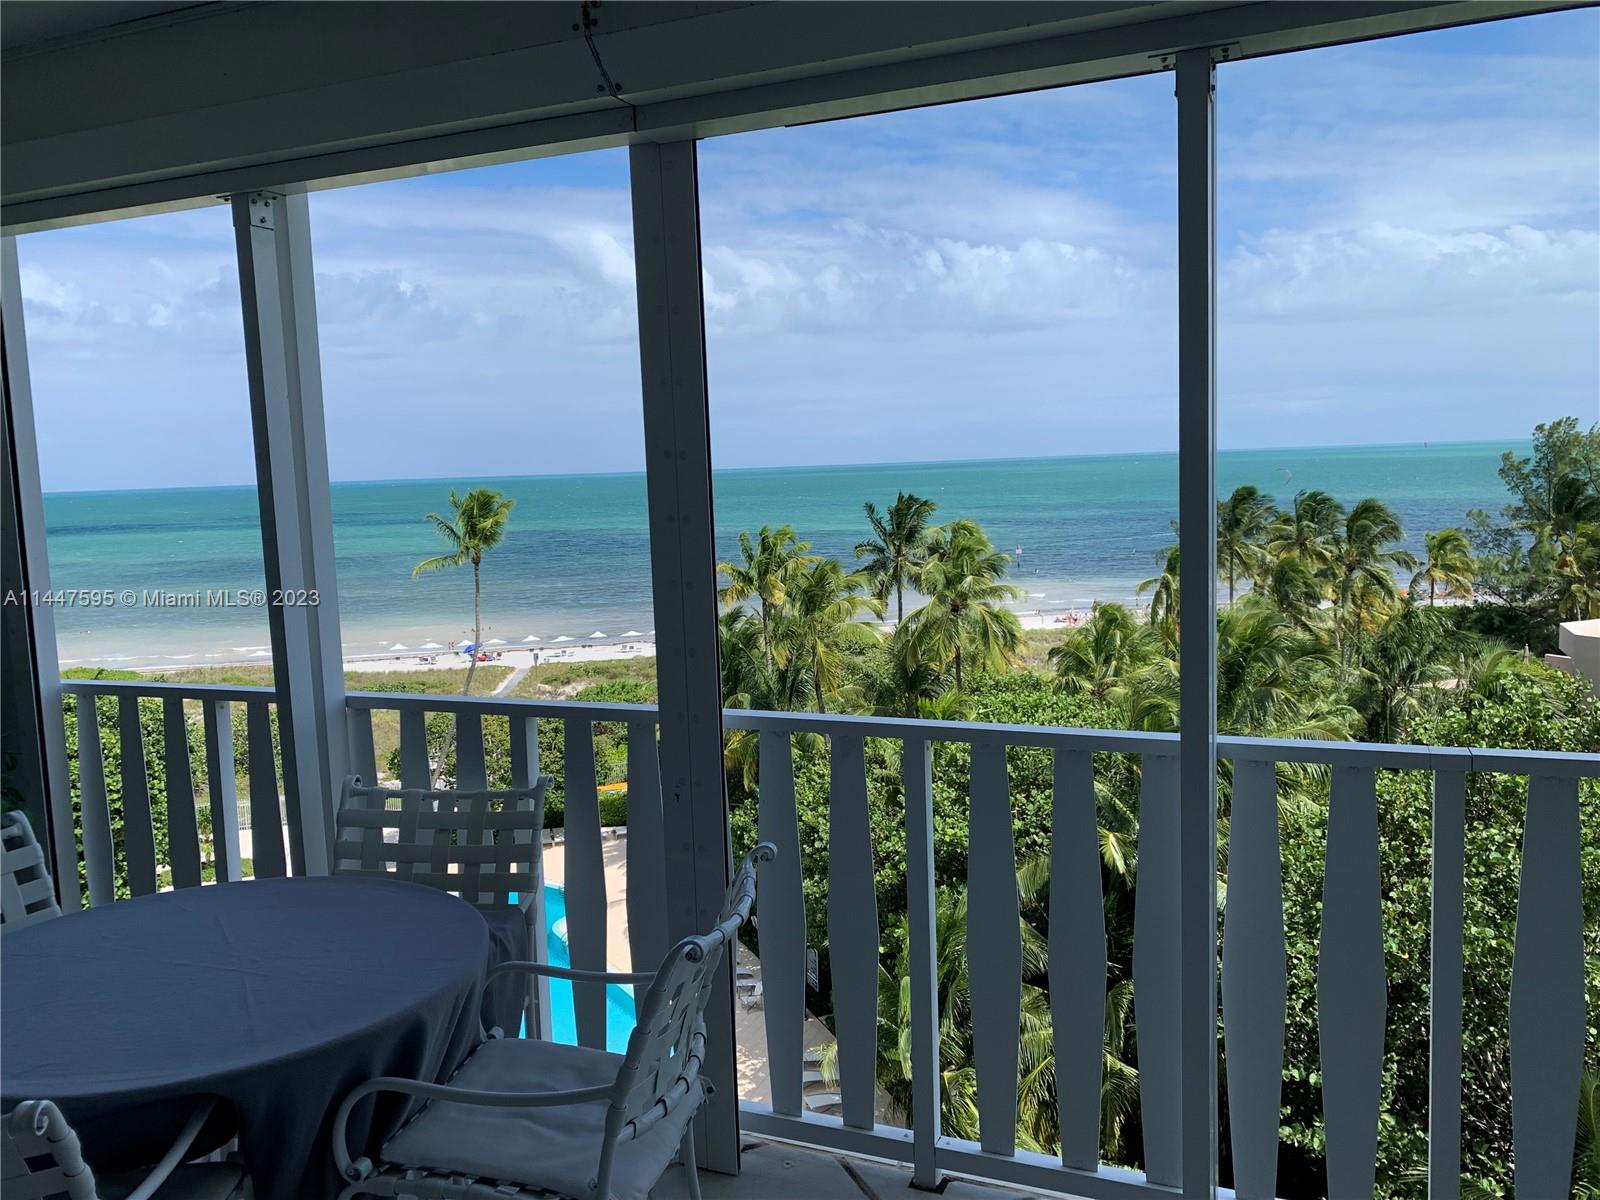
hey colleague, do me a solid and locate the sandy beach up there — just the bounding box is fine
[337,636,659,675]
[336,607,1091,676]
[120,603,1122,677]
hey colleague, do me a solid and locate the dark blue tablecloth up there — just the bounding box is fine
[2,876,489,1200]
[480,904,534,1036]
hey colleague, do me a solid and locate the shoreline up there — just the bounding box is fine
[62,594,1473,678]
[70,604,1113,676]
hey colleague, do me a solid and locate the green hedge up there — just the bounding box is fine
[385,680,642,830]
[62,693,208,903]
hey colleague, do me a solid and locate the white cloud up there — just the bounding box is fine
[13,10,1598,491]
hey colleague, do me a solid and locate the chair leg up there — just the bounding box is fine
[681,1131,703,1200]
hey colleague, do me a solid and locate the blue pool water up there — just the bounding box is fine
[542,884,638,1054]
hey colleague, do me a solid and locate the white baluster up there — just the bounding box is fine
[1222,759,1285,1200]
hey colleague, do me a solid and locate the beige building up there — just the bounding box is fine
[1547,619,1600,697]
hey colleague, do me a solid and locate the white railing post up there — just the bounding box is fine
[1,236,78,910]
[1428,768,1465,1200]
[230,189,345,876]
[629,139,740,1173]
[1175,45,1219,1200]
[1508,772,1586,1200]
[903,738,942,1188]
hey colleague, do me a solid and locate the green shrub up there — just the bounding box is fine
[384,707,636,833]
[62,693,206,903]
[599,790,628,827]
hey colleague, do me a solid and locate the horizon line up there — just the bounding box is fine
[42,434,1528,499]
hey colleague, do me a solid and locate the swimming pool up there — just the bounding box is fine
[540,884,638,1054]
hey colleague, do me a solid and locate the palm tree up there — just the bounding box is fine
[413,486,517,657]
[772,558,882,713]
[413,486,516,786]
[1213,599,1351,742]
[899,520,1024,691]
[1267,490,1343,573]
[1328,498,1418,669]
[1353,598,1468,742]
[861,633,949,717]
[717,525,815,671]
[1048,603,1155,699]
[1575,1067,1600,1200]
[1411,528,1475,605]
[1554,521,1600,620]
[855,493,938,625]
[719,607,817,787]
[855,870,1140,1160]
[1535,470,1600,540]
[1137,542,1180,647]
[1113,598,1353,745]
[1217,485,1275,604]
[1262,553,1326,626]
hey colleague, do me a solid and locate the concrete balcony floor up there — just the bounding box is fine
[654,1138,1031,1200]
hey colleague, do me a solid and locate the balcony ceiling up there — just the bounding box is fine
[1,0,1584,232]
[0,1,215,52]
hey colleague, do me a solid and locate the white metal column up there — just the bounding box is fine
[1175,47,1219,1200]
[0,236,78,909]
[629,140,740,1174]
[230,190,345,877]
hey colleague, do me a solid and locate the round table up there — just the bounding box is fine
[2,876,490,1200]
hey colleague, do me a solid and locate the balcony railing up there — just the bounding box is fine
[57,676,1598,1200]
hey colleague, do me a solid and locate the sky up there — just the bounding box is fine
[16,8,1599,494]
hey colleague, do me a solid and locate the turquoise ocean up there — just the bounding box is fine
[42,440,1522,668]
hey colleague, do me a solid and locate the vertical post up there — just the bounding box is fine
[1,237,78,911]
[1175,47,1219,1200]
[903,739,941,1187]
[1428,768,1465,1200]
[231,190,345,877]
[629,140,738,1174]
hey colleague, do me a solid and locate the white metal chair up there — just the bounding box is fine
[2,1098,245,1200]
[334,776,553,1034]
[2,810,62,932]
[333,776,551,905]
[330,842,778,1200]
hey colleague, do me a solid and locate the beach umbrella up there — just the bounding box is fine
[485,637,507,646]
[589,631,607,639]
[620,630,644,638]
[522,634,541,643]
[389,643,409,651]
[552,635,574,642]
[419,641,443,649]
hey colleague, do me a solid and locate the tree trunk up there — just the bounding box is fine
[1430,579,1436,606]
[896,580,904,626]
[436,554,482,788]
[473,556,483,649]
[760,603,773,673]
[953,643,963,692]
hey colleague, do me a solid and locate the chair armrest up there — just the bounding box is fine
[331,1075,616,1182]
[121,1098,217,1200]
[487,959,656,986]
